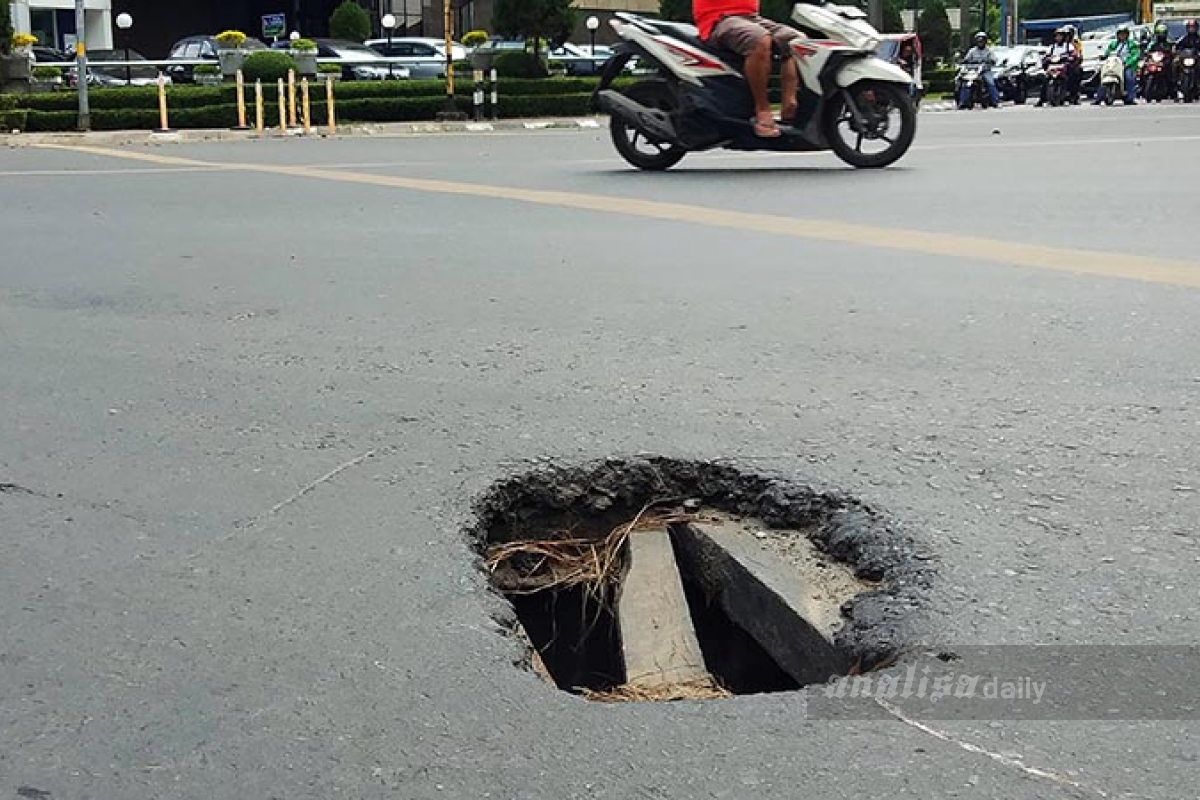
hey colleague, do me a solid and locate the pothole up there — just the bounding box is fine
[470,457,929,702]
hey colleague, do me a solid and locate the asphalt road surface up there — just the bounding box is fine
[2,103,1199,800]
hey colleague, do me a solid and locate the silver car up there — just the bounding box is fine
[364,38,449,79]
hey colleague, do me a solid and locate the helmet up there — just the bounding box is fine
[974,31,988,44]
[1054,26,1068,37]
[1187,18,1198,32]
[1155,22,1169,37]
[1065,25,1078,39]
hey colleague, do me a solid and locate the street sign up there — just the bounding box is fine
[262,13,287,40]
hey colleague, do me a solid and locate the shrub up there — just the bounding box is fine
[0,94,16,110]
[329,0,370,42]
[0,110,27,131]
[292,38,318,52]
[493,50,546,79]
[462,30,489,48]
[318,63,341,74]
[32,65,62,79]
[194,63,220,75]
[215,30,247,49]
[12,32,38,48]
[242,50,298,83]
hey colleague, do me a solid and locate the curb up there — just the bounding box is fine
[1,117,609,147]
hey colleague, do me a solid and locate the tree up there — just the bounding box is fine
[659,0,693,23]
[329,0,371,42]
[0,0,14,56]
[493,0,576,58]
[883,0,906,32]
[917,0,953,63]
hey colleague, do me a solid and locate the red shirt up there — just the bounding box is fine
[693,0,759,39]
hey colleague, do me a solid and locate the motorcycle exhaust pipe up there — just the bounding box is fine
[595,89,679,144]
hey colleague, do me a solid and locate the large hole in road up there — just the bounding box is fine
[470,457,929,702]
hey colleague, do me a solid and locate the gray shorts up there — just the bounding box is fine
[708,14,801,56]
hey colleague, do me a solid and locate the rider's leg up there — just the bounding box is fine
[1125,66,1137,102]
[779,50,800,120]
[984,73,999,105]
[744,35,778,134]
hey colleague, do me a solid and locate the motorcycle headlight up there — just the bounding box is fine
[1186,58,1196,66]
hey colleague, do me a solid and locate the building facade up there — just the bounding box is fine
[10,0,114,51]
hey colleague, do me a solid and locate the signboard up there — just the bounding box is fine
[1152,1,1200,19]
[262,13,287,40]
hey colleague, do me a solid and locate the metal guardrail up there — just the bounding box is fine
[33,57,436,70]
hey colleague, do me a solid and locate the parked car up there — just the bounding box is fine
[548,42,610,75]
[363,37,447,78]
[469,38,528,70]
[68,49,171,87]
[272,38,409,80]
[32,45,72,64]
[366,36,467,62]
[166,35,268,83]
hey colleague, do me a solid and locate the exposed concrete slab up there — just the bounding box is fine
[617,527,709,688]
[672,521,856,686]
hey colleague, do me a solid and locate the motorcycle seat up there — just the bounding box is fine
[638,17,746,67]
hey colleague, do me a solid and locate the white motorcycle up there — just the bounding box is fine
[591,2,916,170]
[1098,54,1126,105]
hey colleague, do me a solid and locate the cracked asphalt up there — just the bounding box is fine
[2,102,1199,799]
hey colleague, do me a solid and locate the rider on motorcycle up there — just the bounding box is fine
[693,0,803,138]
[1036,27,1077,106]
[960,31,1000,107]
[1144,22,1176,97]
[1095,26,1140,105]
[1174,19,1200,87]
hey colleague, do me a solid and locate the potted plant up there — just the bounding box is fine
[31,65,62,91]
[291,37,318,77]
[193,62,222,86]
[215,29,247,78]
[318,62,341,82]
[1,22,35,93]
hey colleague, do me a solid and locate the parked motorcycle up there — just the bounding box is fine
[1178,48,1199,102]
[592,3,916,170]
[1098,54,1125,105]
[956,62,997,109]
[1140,50,1172,101]
[1043,54,1071,106]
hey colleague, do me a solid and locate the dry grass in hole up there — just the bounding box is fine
[484,503,701,598]
[582,677,733,703]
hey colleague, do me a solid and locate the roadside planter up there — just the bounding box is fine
[215,30,247,79]
[30,65,62,91]
[1,33,36,93]
[292,39,318,77]
[193,64,222,86]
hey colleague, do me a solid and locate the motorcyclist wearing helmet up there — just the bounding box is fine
[1144,21,1176,97]
[1037,27,1077,106]
[1095,26,1140,104]
[1174,19,1200,90]
[1176,18,1200,51]
[960,31,1000,107]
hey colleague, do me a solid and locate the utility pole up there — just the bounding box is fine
[75,0,90,131]
[960,0,970,50]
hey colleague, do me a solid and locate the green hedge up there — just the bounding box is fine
[925,68,955,94]
[13,92,598,131]
[0,109,28,131]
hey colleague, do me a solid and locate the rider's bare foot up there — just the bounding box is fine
[753,112,781,137]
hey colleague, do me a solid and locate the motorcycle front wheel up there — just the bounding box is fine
[609,81,687,172]
[824,81,916,169]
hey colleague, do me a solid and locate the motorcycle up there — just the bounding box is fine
[1098,54,1126,105]
[1140,50,1172,101]
[955,62,996,109]
[1178,48,1199,102]
[592,3,916,170]
[1042,54,1071,106]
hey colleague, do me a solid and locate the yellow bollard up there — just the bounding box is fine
[300,78,312,135]
[255,79,264,134]
[234,69,249,130]
[278,78,287,134]
[325,77,337,134]
[287,69,298,128]
[155,72,171,132]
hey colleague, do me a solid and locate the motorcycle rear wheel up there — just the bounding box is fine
[824,81,916,169]
[609,81,687,172]
[1048,81,1065,107]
